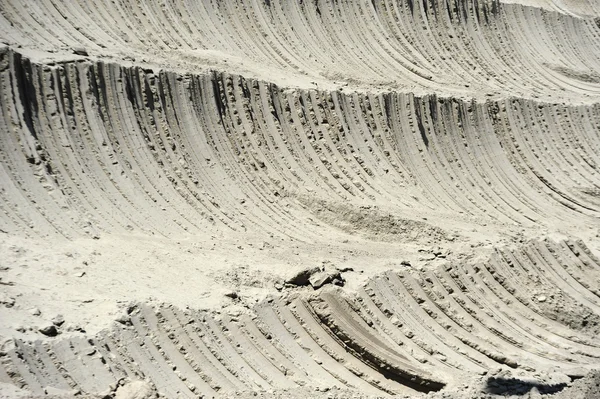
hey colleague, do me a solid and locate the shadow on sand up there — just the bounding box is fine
[484,377,568,396]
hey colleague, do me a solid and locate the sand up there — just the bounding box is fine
[1,0,600,397]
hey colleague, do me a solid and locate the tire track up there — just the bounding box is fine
[1,0,600,101]
[3,239,600,397]
[1,49,598,239]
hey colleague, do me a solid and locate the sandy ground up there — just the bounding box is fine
[1,0,600,397]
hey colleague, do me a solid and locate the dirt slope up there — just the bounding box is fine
[1,0,600,398]
[4,239,600,398]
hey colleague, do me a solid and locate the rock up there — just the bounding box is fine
[224,291,239,299]
[66,324,86,333]
[72,47,88,56]
[309,272,332,289]
[435,248,450,258]
[52,314,65,326]
[115,380,155,399]
[30,307,41,316]
[285,266,321,286]
[309,270,343,290]
[0,293,15,308]
[419,253,436,261]
[538,295,547,303]
[115,313,131,326]
[39,324,58,337]
[400,260,411,267]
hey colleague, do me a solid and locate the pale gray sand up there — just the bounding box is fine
[1,0,600,397]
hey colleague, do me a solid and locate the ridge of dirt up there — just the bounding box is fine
[1,0,600,102]
[3,239,600,398]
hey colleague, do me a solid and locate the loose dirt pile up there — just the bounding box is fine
[1,0,600,398]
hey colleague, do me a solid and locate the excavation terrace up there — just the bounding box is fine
[1,0,600,398]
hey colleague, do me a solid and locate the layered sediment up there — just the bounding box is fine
[1,0,599,397]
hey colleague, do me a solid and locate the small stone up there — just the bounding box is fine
[74,271,86,278]
[331,278,344,287]
[0,293,15,308]
[285,266,320,286]
[72,47,88,56]
[39,325,58,337]
[52,314,65,326]
[114,380,154,399]
[538,295,547,303]
[309,272,332,289]
[72,325,86,333]
[30,308,41,316]
[115,314,131,325]
[224,291,239,299]
[419,253,436,261]
[85,348,96,356]
[435,248,450,258]
[309,270,343,290]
